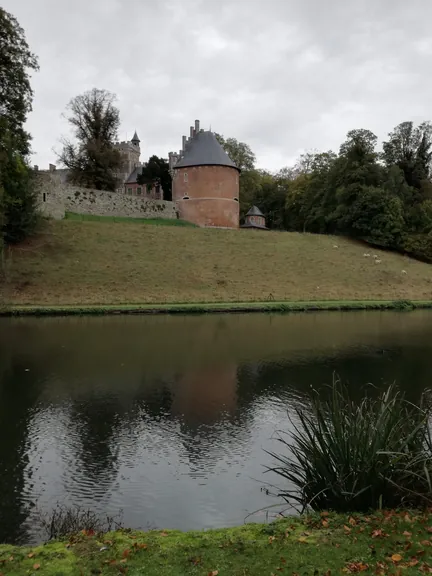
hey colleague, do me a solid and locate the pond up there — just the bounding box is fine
[1,311,432,544]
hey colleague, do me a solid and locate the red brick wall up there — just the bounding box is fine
[173,165,239,228]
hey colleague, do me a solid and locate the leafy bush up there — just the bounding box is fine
[266,382,432,513]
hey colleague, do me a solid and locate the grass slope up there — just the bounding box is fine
[0,512,431,575]
[5,219,432,306]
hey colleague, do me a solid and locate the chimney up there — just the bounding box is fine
[190,126,194,138]
[195,119,200,133]
[182,135,187,151]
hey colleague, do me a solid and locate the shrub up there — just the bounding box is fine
[266,381,432,513]
[38,504,123,540]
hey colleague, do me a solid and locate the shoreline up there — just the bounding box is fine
[0,512,430,574]
[2,299,432,316]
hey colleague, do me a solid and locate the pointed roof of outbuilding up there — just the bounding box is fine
[131,131,140,144]
[246,205,264,217]
[174,131,239,171]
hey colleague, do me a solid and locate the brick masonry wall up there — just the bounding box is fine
[172,165,239,228]
[35,173,176,220]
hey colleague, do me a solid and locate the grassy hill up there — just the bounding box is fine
[4,218,432,307]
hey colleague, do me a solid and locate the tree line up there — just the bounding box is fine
[218,125,432,262]
[2,6,432,265]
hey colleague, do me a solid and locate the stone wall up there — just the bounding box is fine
[35,173,177,220]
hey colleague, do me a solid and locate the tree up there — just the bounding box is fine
[382,121,432,191]
[0,8,38,155]
[137,155,172,201]
[58,88,122,191]
[214,134,256,171]
[0,8,39,245]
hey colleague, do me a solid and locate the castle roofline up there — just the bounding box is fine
[174,130,240,172]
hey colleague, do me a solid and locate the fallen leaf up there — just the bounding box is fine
[349,517,356,526]
[320,511,329,517]
[421,540,431,547]
[372,529,384,538]
[27,553,34,558]
[391,554,402,562]
[404,513,412,523]
[122,550,130,558]
[8,557,13,562]
[160,531,168,537]
[322,519,329,528]
[138,543,148,550]
[208,571,219,576]
[345,561,369,572]
[268,536,276,544]
[403,531,412,537]
[120,558,127,564]
[33,564,41,571]
[109,560,117,566]
[427,527,432,534]
[297,536,308,543]
[409,559,420,567]
[343,525,351,534]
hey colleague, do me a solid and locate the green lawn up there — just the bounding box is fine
[0,512,431,575]
[64,212,196,227]
[6,219,432,306]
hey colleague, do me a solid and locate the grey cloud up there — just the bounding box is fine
[4,0,432,171]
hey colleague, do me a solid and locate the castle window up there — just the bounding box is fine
[43,193,46,203]
[184,172,188,182]
[182,195,189,200]
[233,197,239,202]
[147,183,152,194]
[137,187,142,195]
[127,188,132,195]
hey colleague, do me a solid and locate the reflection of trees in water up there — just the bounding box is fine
[236,343,431,411]
[0,356,42,544]
[66,396,124,499]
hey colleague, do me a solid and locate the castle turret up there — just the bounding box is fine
[172,126,240,228]
[131,131,140,147]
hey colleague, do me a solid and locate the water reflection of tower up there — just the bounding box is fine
[171,365,238,426]
[167,365,245,474]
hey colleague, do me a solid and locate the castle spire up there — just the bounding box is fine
[131,130,140,145]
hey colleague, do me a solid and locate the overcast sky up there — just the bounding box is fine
[4,0,432,171]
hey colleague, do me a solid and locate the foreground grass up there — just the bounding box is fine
[1,512,431,575]
[64,212,196,227]
[5,219,432,306]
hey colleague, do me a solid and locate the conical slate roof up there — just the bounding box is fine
[246,205,264,217]
[174,131,239,171]
[131,130,140,143]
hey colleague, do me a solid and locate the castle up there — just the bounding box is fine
[168,120,240,228]
[113,131,162,200]
[36,119,241,229]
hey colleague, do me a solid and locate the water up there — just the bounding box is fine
[1,310,432,544]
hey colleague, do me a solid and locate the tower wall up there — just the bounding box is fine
[173,165,239,228]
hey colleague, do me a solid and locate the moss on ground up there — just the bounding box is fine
[1,512,431,575]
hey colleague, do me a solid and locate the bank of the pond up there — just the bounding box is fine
[2,299,432,316]
[1,512,431,575]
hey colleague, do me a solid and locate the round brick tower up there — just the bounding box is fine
[172,130,240,229]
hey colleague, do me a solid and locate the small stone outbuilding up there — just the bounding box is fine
[241,206,267,229]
